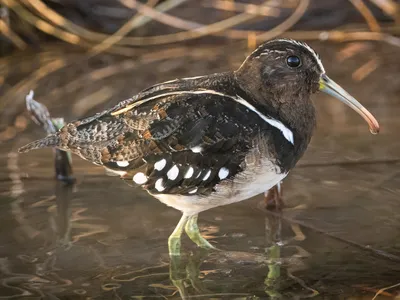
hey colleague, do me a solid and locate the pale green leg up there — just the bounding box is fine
[184,214,215,250]
[168,214,189,256]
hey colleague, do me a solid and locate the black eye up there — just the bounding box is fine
[286,56,301,68]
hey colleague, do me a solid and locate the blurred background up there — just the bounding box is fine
[0,0,400,299]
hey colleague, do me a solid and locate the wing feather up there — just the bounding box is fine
[23,73,288,195]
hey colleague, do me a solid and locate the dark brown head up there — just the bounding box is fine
[237,39,323,96]
[234,39,379,135]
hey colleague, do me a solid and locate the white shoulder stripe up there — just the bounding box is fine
[234,95,294,145]
[112,89,294,144]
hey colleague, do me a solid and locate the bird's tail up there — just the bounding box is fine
[18,133,61,153]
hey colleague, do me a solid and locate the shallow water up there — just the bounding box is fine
[0,41,399,299]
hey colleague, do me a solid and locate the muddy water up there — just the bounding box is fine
[0,42,399,299]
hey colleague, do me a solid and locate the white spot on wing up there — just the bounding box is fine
[188,187,198,194]
[191,146,202,153]
[202,170,211,181]
[184,166,194,178]
[234,95,294,145]
[154,158,166,171]
[133,172,148,184]
[167,165,179,180]
[117,161,129,167]
[155,178,165,192]
[153,156,288,216]
[218,167,229,180]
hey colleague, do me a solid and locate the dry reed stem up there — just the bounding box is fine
[336,42,371,62]
[4,0,81,44]
[0,19,27,49]
[90,0,174,56]
[247,31,257,50]
[202,0,280,17]
[2,0,398,54]
[353,285,394,297]
[119,0,281,41]
[21,0,261,49]
[0,50,65,76]
[107,0,272,45]
[19,0,141,56]
[372,282,400,300]
[23,0,107,42]
[0,59,67,112]
[72,86,114,116]
[369,0,400,22]
[349,0,381,32]
[27,47,223,113]
[120,0,203,30]
[255,0,309,42]
[46,60,140,100]
[281,30,400,47]
[23,0,190,50]
[67,0,277,47]
[352,56,379,81]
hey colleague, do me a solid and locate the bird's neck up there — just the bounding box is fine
[234,71,316,155]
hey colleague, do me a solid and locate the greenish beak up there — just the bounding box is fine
[319,74,379,134]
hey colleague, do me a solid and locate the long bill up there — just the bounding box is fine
[319,74,380,134]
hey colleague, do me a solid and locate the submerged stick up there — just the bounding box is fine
[25,90,75,184]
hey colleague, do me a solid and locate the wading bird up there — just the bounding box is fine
[19,39,379,255]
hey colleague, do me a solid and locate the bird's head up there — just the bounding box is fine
[235,39,379,134]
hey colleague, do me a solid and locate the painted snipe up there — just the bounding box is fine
[19,39,380,255]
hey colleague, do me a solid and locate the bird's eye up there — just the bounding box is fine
[286,56,301,68]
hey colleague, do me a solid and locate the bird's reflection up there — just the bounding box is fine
[264,212,283,298]
[164,211,316,299]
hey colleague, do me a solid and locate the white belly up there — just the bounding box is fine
[153,155,287,215]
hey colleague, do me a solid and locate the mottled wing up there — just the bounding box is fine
[101,90,263,196]
[55,76,284,196]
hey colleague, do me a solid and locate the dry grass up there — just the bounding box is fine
[0,0,399,53]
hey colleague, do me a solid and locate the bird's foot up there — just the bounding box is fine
[185,215,217,251]
[190,233,216,250]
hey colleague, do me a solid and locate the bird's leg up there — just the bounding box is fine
[264,182,284,210]
[184,214,215,250]
[168,214,189,256]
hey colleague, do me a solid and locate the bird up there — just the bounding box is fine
[18,39,380,255]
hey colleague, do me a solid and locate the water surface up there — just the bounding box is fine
[0,42,399,299]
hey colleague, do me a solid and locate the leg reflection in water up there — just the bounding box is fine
[264,212,283,298]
